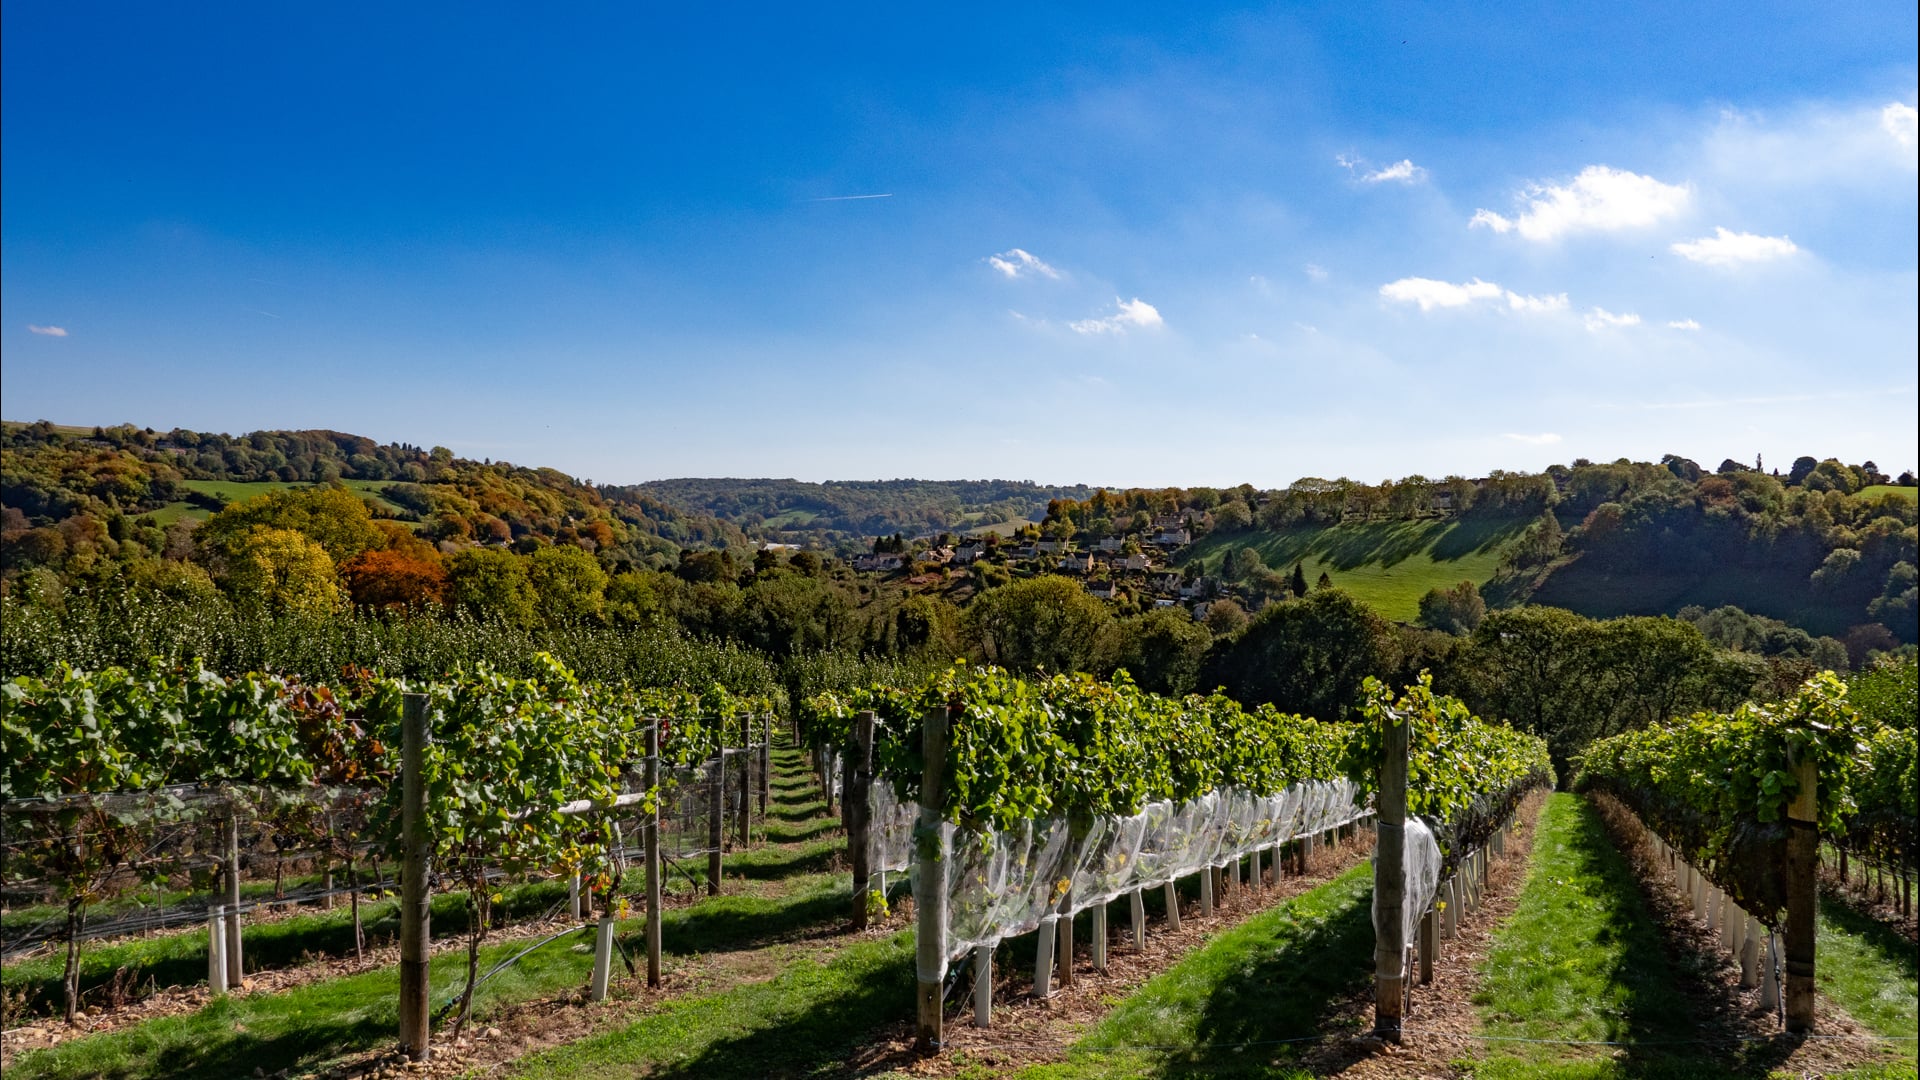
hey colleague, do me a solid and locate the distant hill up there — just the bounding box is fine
[623,477,1099,549]
[0,420,745,569]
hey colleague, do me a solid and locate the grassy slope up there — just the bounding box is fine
[1855,485,1917,503]
[1184,514,1531,622]
[1020,861,1375,1080]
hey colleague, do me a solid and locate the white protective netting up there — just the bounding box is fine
[1370,816,1441,962]
[878,778,1368,981]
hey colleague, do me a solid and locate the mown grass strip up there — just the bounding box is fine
[1019,861,1375,1080]
[1815,896,1919,1048]
[503,931,914,1079]
[1474,793,1698,1054]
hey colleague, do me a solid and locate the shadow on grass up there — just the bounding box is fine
[1818,894,1920,982]
[645,888,847,956]
[731,844,841,881]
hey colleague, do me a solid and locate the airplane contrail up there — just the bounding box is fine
[805,193,893,202]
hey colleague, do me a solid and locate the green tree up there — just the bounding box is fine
[1201,597,1248,637]
[1199,589,1390,719]
[1289,561,1308,598]
[1417,580,1486,635]
[528,544,608,624]
[223,526,343,616]
[965,575,1111,674]
[196,485,383,566]
[1225,545,1264,582]
[446,547,538,627]
[1096,607,1213,694]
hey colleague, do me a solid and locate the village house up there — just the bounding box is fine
[953,541,988,563]
[1119,552,1151,571]
[1036,539,1067,555]
[1087,581,1118,600]
[851,552,904,572]
[1152,527,1190,547]
[1061,552,1094,573]
[1096,536,1126,553]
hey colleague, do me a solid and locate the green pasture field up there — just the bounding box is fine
[1183,514,1532,622]
[1855,485,1917,503]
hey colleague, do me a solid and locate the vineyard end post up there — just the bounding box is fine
[707,752,724,896]
[1373,705,1408,1043]
[645,720,663,988]
[914,704,950,1052]
[1783,752,1817,1034]
[849,710,876,930]
[224,804,243,987]
[398,692,432,1062]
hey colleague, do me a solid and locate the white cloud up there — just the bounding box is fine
[1470,165,1690,241]
[1670,227,1799,266]
[1583,307,1642,332]
[27,324,69,337]
[1069,297,1164,335]
[1504,433,1562,445]
[1362,159,1427,184]
[1882,102,1917,149]
[1303,263,1328,282]
[1379,277,1568,315]
[1667,318,1702,330]
[1505,291,1569,314]
[987,248,1060,280]
[1379,277,1502,311]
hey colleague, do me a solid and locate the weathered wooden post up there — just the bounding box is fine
[707,752,725,896]
[1373,702,1408,1042]
[1783,752,1817,1033]
[1418,905,1437,985]
[736,743,752,847]
[1092,902,1109,973]
[849,710,876,928]
[399,692,432,1062]
[225,807,243,987]
[645,720,663,988]
[914,704,949,1051]
[759,713,772,815]
[1130,889,1147,949]
[1056,906,1074,988]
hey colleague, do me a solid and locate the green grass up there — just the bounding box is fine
[1474,795,1699,1056]
[1020,861,1376,1080]
[504,930,914,1079]
[1854,485,1917,503]
[1472,795,1913,1079]
[1815,895,1919,1046]
[8,751,851,1079]
[179,478,412,516]
[1184,514,1531,621]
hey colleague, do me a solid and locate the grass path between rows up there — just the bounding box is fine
[7,745,847,1080]
[1016,861,1376,1080]
[1815,896,1919,1046]
[1473,793,1913,1080]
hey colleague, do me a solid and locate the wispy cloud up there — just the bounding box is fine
[805,193,893,202]
[1470,165,1690,241]
[1504,432,1562,445]
[1362,159,1427,184]
[1378,276,1565,314]
[27,324,69,337]
[1070,297,1163,334]
[1303,263,1329,282]
[987,248,1060,280]
[1670,227,1799,266]
[1667,318,1702,330]
[1583,307,1642,332]
[1883,102,1918,150]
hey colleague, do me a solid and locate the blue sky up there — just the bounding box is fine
[4,3,1915,486]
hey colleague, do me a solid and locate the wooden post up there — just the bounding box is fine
[759,714,772,815]
[569,873,582,921]
[849,710,876,929]
[1092,903,1108,973]
[398,692,431,1062]
[1418,906,1437,985]
[645,721,663,988]
[1251,847,1263,892]
[1056,907,1074,988]
[973,945,992,1026]
[736,744,751,847]
[1163,881,1181,930]
[1373,702,1408,1042]
[1783,753,1817,1034]
[1130,889,1146,949]
[914,705,949,1051]
[225,808,243,987]
[1443,876,1458,939]
[1199,868,1214,916]
[707,752,725,896]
